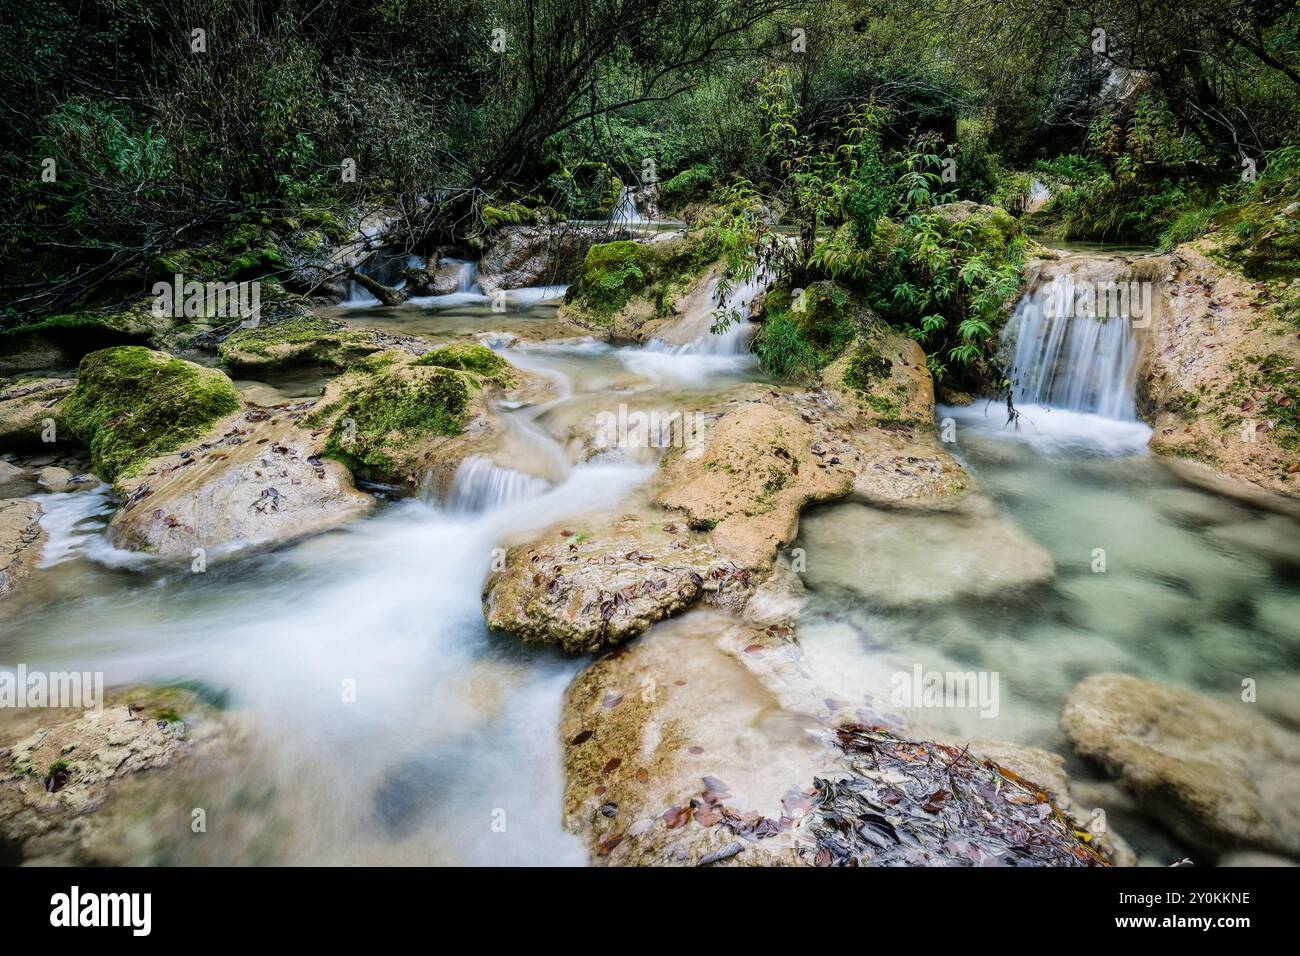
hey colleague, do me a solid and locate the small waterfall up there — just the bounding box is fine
[438,257,481,295]
[608,186,642,225]
[1004,269,1141,420]
[444,456,549,513]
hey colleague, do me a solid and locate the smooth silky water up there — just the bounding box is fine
[4,278,1297,864]
[0,292,760,864]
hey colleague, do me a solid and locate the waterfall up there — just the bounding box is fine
[444,456,549,513]
[608,186,642,225]
[439,257,481,294]
[1003,268,1141,420]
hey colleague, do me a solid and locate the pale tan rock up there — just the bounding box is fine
[0,497,43,599]
[1061,673,1300,856]
[0,378,72,447]
[108,401,374,558]
[483,514,723,652]
[1137,242,1300,497]
[0,687,226,865]
[654,401,849,569]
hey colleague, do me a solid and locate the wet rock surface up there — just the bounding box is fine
[109,400,374,557]
[1061,673,1300,858]
[0,497,45,599]
[561,616,1105,866]
[484,514,724,653]
[653,401,850,569]
[0,378,73,448]
[1137,242,1300,498]
[0,687,226,865]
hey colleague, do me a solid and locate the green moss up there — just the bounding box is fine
[843,340,893,393]
[753,280,863,380]
[0,311,153,364]
[62,346,242,481]
[482,202,540,228]
[218,316,376,372]
[660,165,716,210]
[414,343,515,386]
[1210,201,1300,281]
[314,360,471,476]
[564,232,725,325]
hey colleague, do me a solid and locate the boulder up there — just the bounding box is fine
[0,460,32,497]
[36,465,95,494]
[63,347,242,482]
[654,401,849,569]
[217,316,382,373]
[0,687,225,865]
[108,401,374,558]
[561,614,1105,866]
[478,225,620,295]
[483,514,723,653]
[0,497,44,599]
[0,378,73,448]
[1137,243,1300,498]
[1061,673,1300,857]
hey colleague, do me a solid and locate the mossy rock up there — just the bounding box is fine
[62,346,242,482]
[564,233,723,324]
[414,343,515,386]
[752,280,866,380]
[933,201,1020,255]
[1212,201,1300,281]
[308,356,472,477]
[218,316,378,372]
[659,165,716,211]
[0,304,170,371]
[482,202,541,229]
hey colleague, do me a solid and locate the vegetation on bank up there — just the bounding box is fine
[62,346,242,481]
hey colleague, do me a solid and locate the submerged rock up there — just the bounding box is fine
[483,515,722,653]
[798,495,1055,608]
[108,400,374,558]
[0,497,44,599]
[0,687,226,865]
[1061,673,1300,858]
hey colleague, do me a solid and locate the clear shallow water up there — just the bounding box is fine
[4,295,1299,864]
[792,401,1300,861]
[0,300,756,865]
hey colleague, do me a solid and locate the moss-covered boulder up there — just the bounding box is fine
[414,342,515,386]
[561,232,723,336]
[0,305,168,373]
[217,316,380,373]
[752,280,866,380]
[62,347,242,482]
[307,353,473,479]
[932,200,1021,254]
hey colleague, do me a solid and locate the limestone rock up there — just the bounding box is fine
[0,497,44,599]
[1061,673,1300,857]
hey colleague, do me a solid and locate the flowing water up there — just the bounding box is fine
[3,262,1298,865]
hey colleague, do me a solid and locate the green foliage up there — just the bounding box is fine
[659,165,717,211]
[62,346,241,481]
[752,281,862,380]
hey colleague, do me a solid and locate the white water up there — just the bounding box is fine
[443,456,550,513]
[1004,272,1140,420]
[608,186,642,225]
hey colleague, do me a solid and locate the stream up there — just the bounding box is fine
[3,254,1299,865]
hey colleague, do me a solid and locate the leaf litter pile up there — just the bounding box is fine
[800,725,1105,867]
